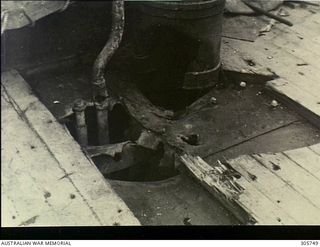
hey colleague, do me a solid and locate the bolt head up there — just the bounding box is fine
[240,81,247,88]
[271,100,279,107]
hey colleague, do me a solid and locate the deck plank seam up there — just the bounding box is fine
[250,154,320,209]
[281,151,320,181]
[203,120,300,159]
[308,145,320,156]
[226,159,300,224]
[1,85,104,226]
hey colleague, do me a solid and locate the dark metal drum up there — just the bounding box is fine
[134,0,226,89]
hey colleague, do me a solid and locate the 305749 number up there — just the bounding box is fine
[301,241,319,246]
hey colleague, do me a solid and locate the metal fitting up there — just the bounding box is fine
[95,98,110,145]
[72,99,88,147]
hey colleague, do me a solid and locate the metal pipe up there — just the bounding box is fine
[91,0,125,145]
[92,0,125,98]
[73,99,88,147]
[1,10,9,36]
[95,99,110,145]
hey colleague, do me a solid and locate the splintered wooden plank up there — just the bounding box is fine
[180,155,298,225]
[252,152,320,208]
[1,70,140,226]
[228,155,320,224]
[181,141,320,225]
[282,144,320,180]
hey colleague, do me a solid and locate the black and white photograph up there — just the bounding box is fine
[1,0,320,241]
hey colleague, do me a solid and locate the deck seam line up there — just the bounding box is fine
[308,145,320,156]
[250,154,320,209]
[226,160,299,224]
[203,120,299,159]
[2,85,104,226]
[281,152,320,182]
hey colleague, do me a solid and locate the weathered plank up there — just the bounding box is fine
[222,37,320,96]
[181,142,320,225]
[221,39,275,78]
[282,143,320,180]
[266,78,320,128]
[221,5,320,128]
[180,155,298,225]
[228,155,320,224]
[309,144,320,154]
[1,70,140,226]
[252,152,320,208]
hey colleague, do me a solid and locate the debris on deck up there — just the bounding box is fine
[1,0,320,227]
[181,143,320,225]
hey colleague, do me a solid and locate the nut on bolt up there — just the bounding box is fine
[94,98,109,111]
[73,99,87,112]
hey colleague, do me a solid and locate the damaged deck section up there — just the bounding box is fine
[190,5,320,224]
[222,4,320,127]
[1,70,140,226]
[181,143,320,225]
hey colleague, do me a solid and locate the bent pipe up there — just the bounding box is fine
[92,0,125,145]
[92,0,125,99]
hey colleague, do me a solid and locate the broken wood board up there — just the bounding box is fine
[180,143,320,225]
[221,5,320,128]
[1,69,140,226]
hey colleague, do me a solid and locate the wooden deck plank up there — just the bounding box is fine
[228,155,320,224]
[283,144,320,180]
[181,142,320,225]
[265,78,320,128]
[2,92,101,226]
[290,13,320,40]
[264,11,320,53]
[222,37,320,96]
[266,34,320,66]
[1,70,140,226]
[181,155,298,225]
[309,144,320,154]
[252,152,320,208]
[221,5,320,128]
[221,40,274,77]
[235,180,298,225]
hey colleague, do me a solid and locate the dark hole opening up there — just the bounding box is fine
[63,104,179,182]
[180,134,200,146]
[133,26,211,112]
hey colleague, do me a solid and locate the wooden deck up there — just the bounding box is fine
[181,143,320,225]
[1,70,140,226]
[181,3,320,225]
[1,3,319,227]
[221,3,320,127]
